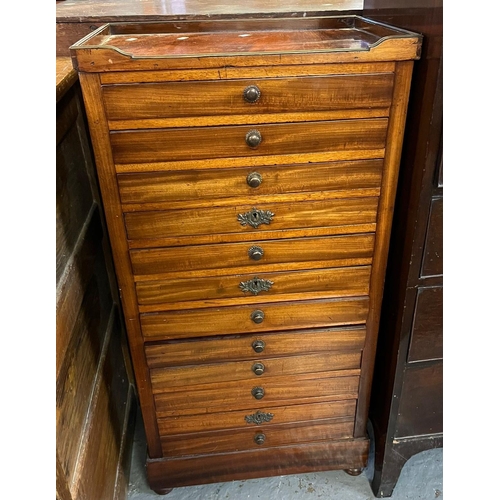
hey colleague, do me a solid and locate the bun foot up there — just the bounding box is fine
[344,468,363,476]
[153,487,173,495]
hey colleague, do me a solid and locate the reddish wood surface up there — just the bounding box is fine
[147,438,369,489]
[70,15,420,490]
[110,119,388,164]
[145,327,367,367]
[140,297,369,340]
[117,159,384,206]
[103,74,393,121]
[157,399,357,435]
[160,417,355,457]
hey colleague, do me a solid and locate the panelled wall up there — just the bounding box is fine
[56,59,136,500]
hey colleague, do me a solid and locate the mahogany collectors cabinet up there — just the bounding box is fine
[70,16,421,493]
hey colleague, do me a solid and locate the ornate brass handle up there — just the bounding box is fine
[248,246,264,261]
[239,277,274,295]
[245,410,273,425]
[243,85,261,103]
[252,340,265,353]
[252,362,265,376]
[238,208,274,228]
[247,172,262,188]
[245,129,262,148]
[254,433,266,445]
[251,310,265,324]
[251,387,265,400]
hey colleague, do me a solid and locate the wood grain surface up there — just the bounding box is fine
[160,417,355,457]
[136,266,371,311]
[156,399,357,435]
[110,119,388,164]
[150,351,361,388]
[124,197,379,240]
[129,234,375,278]
[154,369,361,416]
[147,438,369,489]
[117,159,384,207]
[103,74,393,121]
[140,297,369,339]
[145,327,366,367]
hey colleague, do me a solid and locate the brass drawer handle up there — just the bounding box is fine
[245,410,274,425]
[254,433,266,445]
[243,85,261,103]
[248,245,264,261]
[251,387,265,400]
[252,362,265,376]
[247,172,262,188]
[252,340,265,353]
[245,129,262,148]
[251,310,265,324]
[238,208,274,228]
[239,277,274,295]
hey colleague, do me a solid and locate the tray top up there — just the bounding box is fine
[70,16,422,71]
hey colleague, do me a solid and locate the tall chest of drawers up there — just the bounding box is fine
[70,16,421,493]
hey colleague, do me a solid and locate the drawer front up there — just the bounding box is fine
[110,119,389,164]
[103,74,394,121]
[150,351,362,389]
[157,399,357,435]
[154,369,360,417]
[160,417,354,457]
[130,234,375,277]
[124,197,378,240]
[136,266,371,308]
[140,297,369,340]
[145,327,366,368]
[117,159,384,206]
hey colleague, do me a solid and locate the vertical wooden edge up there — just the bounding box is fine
[57,451,73,500]
[354,60,415,437]
[78,72,162,458]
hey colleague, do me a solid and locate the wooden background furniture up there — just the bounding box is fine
[56,58,137,500]
[56,0,361,56]
[70,16,421,493]
[364,0,443,496]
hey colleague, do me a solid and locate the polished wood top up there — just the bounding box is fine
[56,57,78,102]
[56,0,362,22]
[70,16,421,69]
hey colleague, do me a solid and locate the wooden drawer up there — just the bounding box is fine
[140,297,369,340]
[145,327,367,368]
[160,417,355,457]
[154,369,360,417]
[117,159,384,207]
[157,399,357,435]
[103,74,394,122]
[136,266,371,310]
[124,197,379,241]
[130,234,375,278]
[150,351,362,389]
[110,119,389,165]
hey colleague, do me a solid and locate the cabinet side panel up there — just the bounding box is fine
[354,60,414,437]
[78,72,162,458]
